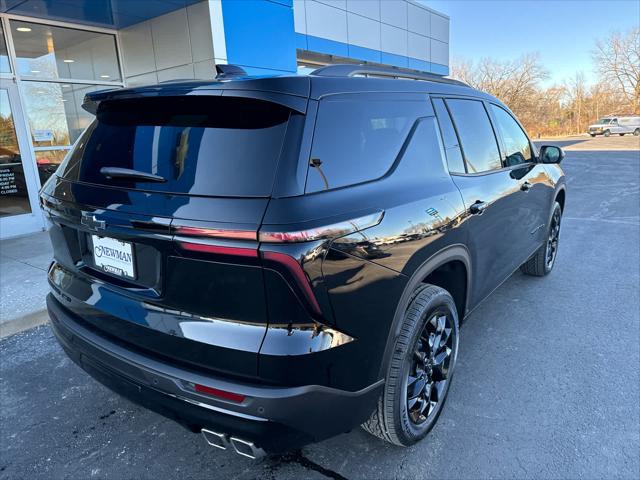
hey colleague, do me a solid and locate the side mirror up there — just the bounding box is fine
[539,145,565,164]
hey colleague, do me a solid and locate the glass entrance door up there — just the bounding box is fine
[0,80,44,238]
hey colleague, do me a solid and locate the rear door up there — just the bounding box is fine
[488,103,553,257]
[43,94,298,378]
[434,97,524,305]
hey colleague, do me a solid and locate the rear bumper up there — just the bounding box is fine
[47,294,382,453]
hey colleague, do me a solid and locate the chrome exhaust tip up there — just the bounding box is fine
[230,437,266,459]
[201,429,229,450]
[201,429,266,459]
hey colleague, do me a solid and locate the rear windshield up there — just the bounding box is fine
[57,96,292,197]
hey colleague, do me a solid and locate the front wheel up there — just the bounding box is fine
[520,201,562,276]
[619,133,625,136]
[589,133,596,137]
[634,128,640,136]
[362,284,459,446]
[603,130,611,137]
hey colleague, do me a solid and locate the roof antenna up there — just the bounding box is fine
[215,64,247,79]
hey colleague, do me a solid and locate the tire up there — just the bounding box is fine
[362,284,459,446]
[520,201,562,276]
[634,129,639,136]
[619,133,625,136]
[589,133,596,137]
[603,130,610,137]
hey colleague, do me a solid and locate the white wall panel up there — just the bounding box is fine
[381,23,407,56]
[187,1,215,62]
[407,2,429,36]
[126,71,159,87]
[407,32,429,62]
[380,0,407,29]
[431,38,448,65]
[293,0,307,34]
[120,21,155,77]
[157,63,195,82]
[347,12,381,50]
[315,0,346,9]
[306,0,348,43]
[346,0,380,21]
[151,8,192,71]
[193,59,216,79]
[430,13,449,43]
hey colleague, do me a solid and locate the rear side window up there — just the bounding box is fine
[432,98,465,173]
[446,99,501,173]
[305,98,422,193]
[58,96,292,197]
[490,104,532,167]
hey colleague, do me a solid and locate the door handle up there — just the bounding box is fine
[469,200,488,215]
[521,181,532,192]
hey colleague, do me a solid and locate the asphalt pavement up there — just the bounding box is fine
[1,135,638,479]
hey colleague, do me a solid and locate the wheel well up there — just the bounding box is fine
[422,260,467,320]
[555,189,566,212]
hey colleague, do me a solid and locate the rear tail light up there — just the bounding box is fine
[179,242,258,258]
[261,251,322,317]
[258,211,383,243]
[173,225,257,241]
[175,211,383,319]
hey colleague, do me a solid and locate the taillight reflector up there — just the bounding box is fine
[194,384,246,403]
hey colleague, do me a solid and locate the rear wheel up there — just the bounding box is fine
[362,284,459,446]
[589,133,596,137]
[634,128,640,136]
[619,133,625,136]
[603,130,611,137]
[520,201,562,276]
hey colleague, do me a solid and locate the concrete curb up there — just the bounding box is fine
[0,310,49,339]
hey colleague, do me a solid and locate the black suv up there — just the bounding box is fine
[42,64,566,458]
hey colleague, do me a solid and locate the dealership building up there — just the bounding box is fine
[0,0,450,238]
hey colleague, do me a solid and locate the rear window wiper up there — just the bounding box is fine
[100,167,166,183]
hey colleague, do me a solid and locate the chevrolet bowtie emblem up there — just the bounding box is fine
[81,212,106,231]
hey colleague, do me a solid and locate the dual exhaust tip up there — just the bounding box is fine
[201,428,266,459]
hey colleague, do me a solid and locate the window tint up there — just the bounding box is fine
[305,99,422,193]
[432,98,465,173]
[490,105,533,167]
[58,96,291,197]
[446,99,501,173]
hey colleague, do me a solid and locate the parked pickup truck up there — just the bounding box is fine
[588,116,640,137]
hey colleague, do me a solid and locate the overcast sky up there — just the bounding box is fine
[424,0,640,86]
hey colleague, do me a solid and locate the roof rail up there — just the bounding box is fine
[310,64,469,87]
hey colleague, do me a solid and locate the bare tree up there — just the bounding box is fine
[593,27,640,113]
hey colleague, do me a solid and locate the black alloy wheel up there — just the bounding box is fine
[362,284,459,446]
[406,309,455,425]
[545,204,561,270]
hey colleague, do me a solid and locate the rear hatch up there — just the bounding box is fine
[42,92,304,380]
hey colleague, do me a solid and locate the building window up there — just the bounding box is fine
[0,24,10,73]
[8,20,122,184]
[10,20,121,82]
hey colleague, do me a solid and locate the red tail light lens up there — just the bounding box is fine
[179,242,258,257]
[174,225,257,241]
[194,383,246,403]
